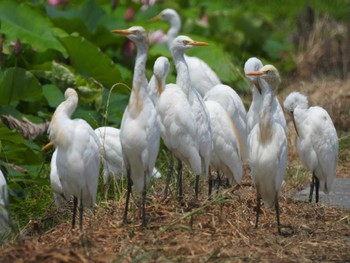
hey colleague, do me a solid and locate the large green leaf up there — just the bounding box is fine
[0,67,42,105]
[59,35,127,92]
[0,0,67,54]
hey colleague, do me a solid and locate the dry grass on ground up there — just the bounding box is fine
[1,75,350,262]
[0,173,350,263]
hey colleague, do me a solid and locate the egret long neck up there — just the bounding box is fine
[172,49,191,96]
[167,16,181,46]
[258,84,274,144]
[49,94,77,145]
[133,41,149,91]
[127,40,149,118]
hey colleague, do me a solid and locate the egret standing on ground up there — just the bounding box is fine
[204,100,243,196]
[246,65,288,234]
[170,35,212,199]
[48,88,100,230]
[112,26,160,227]
[283,91,338,203]
[149,8,221,97]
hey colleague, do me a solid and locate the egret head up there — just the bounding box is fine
[149,8,179,24]
[153,56,170,95]
[283,91,309,114]
[170,35,208,54]
[154,56,170,80]
[64,88,78,100]
[112,26,148,45]
[246,64,281,92]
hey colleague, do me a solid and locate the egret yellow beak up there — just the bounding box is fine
[111,29,132,35]
[148,14,162,23]
[157,79,162,96]
[42,141,55,151]
[189,41,209,46]
[246,70,264,76]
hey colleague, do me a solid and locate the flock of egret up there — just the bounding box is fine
[0,8,339,233]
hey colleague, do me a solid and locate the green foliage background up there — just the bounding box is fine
[0,0,349,230]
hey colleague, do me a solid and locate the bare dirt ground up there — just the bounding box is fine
[0,76,350,262]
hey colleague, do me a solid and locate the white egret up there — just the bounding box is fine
[112,26,160,227]
[283,92,338,203]
[204,100,243,196]
[204,84,247,161]
[170,35,212,198]
[48,88,100,230]
[246,65,288,234]
[0,169,10,237]
[147,56,170,106]
[150,8,221,97]
[49,149,66,207]
[245,57,286,135]
[94,126,162,185]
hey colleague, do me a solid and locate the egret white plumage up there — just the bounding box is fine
[49,149,66,207]
[170,35,212,198]
[283,91,338,203]
[112,26,160,227]
[48,88,100,230]
[94,126,162,184]
[0,169,10,237]
[245,57,286,135]
[150,8,221,97]
[204,100,243,196]
[204,85,247,161]
[147,56,170,106]
[246,65,288,233]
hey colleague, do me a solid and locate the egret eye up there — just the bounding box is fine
[133,30,140,34]
[183,40,190,45]
[265,70,270,74]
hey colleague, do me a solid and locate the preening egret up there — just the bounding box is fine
[49,149,66,207]
[245,58,286,135]
[204,100,243,196]
[94,126,162,184]
[0,169,10,237]
[283,92,338,203]
[150,8,221,97]
[147,56,170,106]
[204,85,247,161]
[48,88,100,230]
[246,65,288,234]
[113,26,160,227]
[170,35,212,198]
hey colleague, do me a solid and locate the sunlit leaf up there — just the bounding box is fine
[58,35,126,92]
[0,0,67,54]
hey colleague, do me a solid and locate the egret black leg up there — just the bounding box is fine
[141,170,148,228]
[123,168,132,225]
[315,176,320,203]
[72,196,78,229]
[208,166,213,199]
[195,175,200,199]
[79,201,83,231]
[177,159,183,200]
[216,170,221,190]
[275,195,281,234]
[163,154,174,198]
[255,191,261,229]
[309,173,315,202]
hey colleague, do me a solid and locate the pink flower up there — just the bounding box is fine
[148,30,168,45]
[47,0,67,7]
